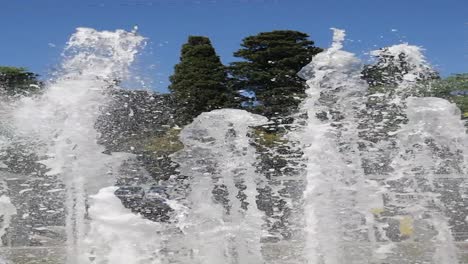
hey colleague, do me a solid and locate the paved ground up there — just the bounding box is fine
[2,243,468,264]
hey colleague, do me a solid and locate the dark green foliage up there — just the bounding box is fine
[250,122,304,239]
[362,48,439,88]
[0,66,42,96]
[169,36,230,123]
[362,52,410,87]
[229,30,323,118]
[430,73,468,98]
[429,74,468,116]
[98,89,178,152]
[97,89,183,182]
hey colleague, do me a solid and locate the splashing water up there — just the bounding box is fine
[369,43,435,91]
[364,41,460,263]
[172,109,267,264]
[294,28,373,264]
[294,28,464,264]
[1,26,467,264]
[10,28,145,263]
[384,97,462,263]
[85,187,163,264]
[0,195,16,244]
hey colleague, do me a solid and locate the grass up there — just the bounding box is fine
[144,128,184,155]
[251,127,287,147]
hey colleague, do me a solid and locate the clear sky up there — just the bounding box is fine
[1,0,466,93]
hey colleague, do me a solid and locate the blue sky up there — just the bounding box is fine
[1,0,466,93]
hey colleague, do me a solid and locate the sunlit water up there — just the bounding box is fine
[293,28,463,264]
[0,27,467,264]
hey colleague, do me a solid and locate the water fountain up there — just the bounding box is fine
[292,28,375,264]
[171,109,267,264]
[294,29,466,263]
[2,27,148,263]
[0,26,467,264]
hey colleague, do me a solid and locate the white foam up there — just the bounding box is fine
[172,109,267,264]
[0,195,16,242]
[85,187,163,264]
[11,28,144,263]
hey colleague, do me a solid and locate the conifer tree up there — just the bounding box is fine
[362,47,439,89]
[169,36,229,123]
[0,66,41,96]
[230,30,322,119]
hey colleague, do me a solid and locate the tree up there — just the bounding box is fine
[430,74,468,117]
[169,36,230,124]
[229,30,323,119]
[362,46,439,90]
[0,66,41,97]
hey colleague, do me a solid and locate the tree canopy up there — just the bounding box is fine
[0,66,41,96]
[169,36,230,124]
[362,47,439,89]
[430,74,468,117]
[229,30,323,119]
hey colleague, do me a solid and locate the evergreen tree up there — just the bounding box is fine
[362,47,439,89]
[169,36,229,123]
[0,66,41,96]
[229,30,322,119]
[430,73,468,117]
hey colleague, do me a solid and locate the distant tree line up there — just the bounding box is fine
[2,29,468,200]
[0,66,42,97]
[169,30,323,123]
[168,31,468,124]
[1,29,467,122]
